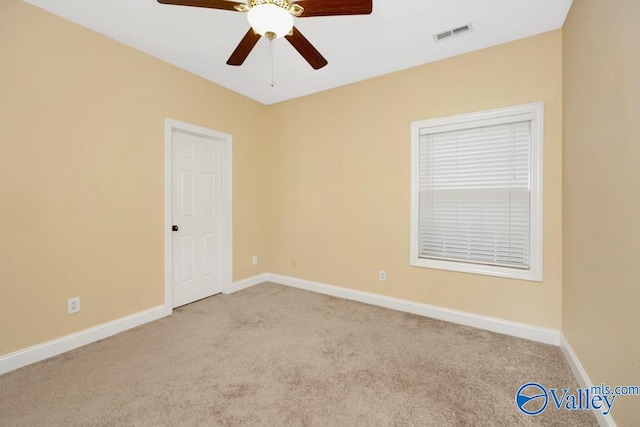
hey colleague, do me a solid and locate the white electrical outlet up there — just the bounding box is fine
[252,256,258,265]
[67,297,80,314]
[379,270,387,282]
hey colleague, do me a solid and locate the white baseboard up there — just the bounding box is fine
[0,305,170,376]
[560,335,617,427]
[227,273,270,294]
[266,273,560,345]
[0,273,560,377]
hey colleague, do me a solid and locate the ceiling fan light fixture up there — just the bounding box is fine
[247,4,294,39]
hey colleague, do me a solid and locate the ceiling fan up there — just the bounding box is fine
[157,0,373,70]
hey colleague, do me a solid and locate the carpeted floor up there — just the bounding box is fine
[0,282,596,426]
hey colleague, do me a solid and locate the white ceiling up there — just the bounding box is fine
[23,0,573,105]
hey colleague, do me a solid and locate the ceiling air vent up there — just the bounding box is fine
[434,23,473,42]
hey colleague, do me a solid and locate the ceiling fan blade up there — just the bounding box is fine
[226,29,261,66]
[285,27,328,70]
[295,0,372,17]
[157,0,243,12]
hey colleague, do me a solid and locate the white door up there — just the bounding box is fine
[172,130,223,307]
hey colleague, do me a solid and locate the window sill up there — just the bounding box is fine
[410,257,542,282]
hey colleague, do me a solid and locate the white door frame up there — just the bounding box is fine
[164,118,233,311]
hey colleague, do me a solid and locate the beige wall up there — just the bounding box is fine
[0,0,269,355]
[563,1,640,425]
[268,31,564,329]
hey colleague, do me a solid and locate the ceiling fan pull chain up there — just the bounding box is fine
[270,37,275,87]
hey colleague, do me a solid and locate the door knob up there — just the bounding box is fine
[172,225,179,232]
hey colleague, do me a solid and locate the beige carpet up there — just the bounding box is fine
[0,282,596,426]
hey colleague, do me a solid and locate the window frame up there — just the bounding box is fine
[410,102,544,282]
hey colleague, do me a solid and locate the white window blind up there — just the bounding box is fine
[418,121,532,269]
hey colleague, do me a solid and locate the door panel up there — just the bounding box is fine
[172,130,223,307]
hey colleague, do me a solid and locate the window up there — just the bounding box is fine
[410,103,543,281]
